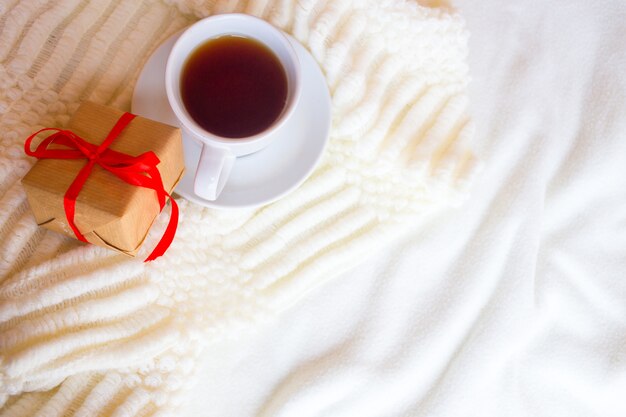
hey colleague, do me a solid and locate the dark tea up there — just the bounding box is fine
[180,35,288,138]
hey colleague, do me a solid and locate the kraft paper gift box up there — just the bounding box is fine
[22,101,185,257]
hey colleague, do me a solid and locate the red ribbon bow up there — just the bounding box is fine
[24,112,178,262]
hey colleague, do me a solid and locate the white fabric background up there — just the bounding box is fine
[184,1,626,416]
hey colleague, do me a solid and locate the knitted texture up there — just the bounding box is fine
[0,0,478,415]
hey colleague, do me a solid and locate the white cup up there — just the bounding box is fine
[165,14,301,201]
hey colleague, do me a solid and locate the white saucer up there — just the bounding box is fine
[132,30,331,209]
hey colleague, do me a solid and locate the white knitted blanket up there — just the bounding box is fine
[0,0,477,415]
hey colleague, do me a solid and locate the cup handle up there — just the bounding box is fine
[194,144,235,201]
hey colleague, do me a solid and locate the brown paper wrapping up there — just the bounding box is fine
[22,101,185,256]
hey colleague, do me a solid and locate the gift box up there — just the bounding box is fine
[22,101,185,257]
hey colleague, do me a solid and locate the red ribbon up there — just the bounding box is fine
[24,112,178,262]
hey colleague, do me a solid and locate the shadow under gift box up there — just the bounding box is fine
[21,101,185,257]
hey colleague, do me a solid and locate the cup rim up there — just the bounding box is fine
[165,13,302,147]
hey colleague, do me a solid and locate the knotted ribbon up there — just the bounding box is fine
[24,112,179,262]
